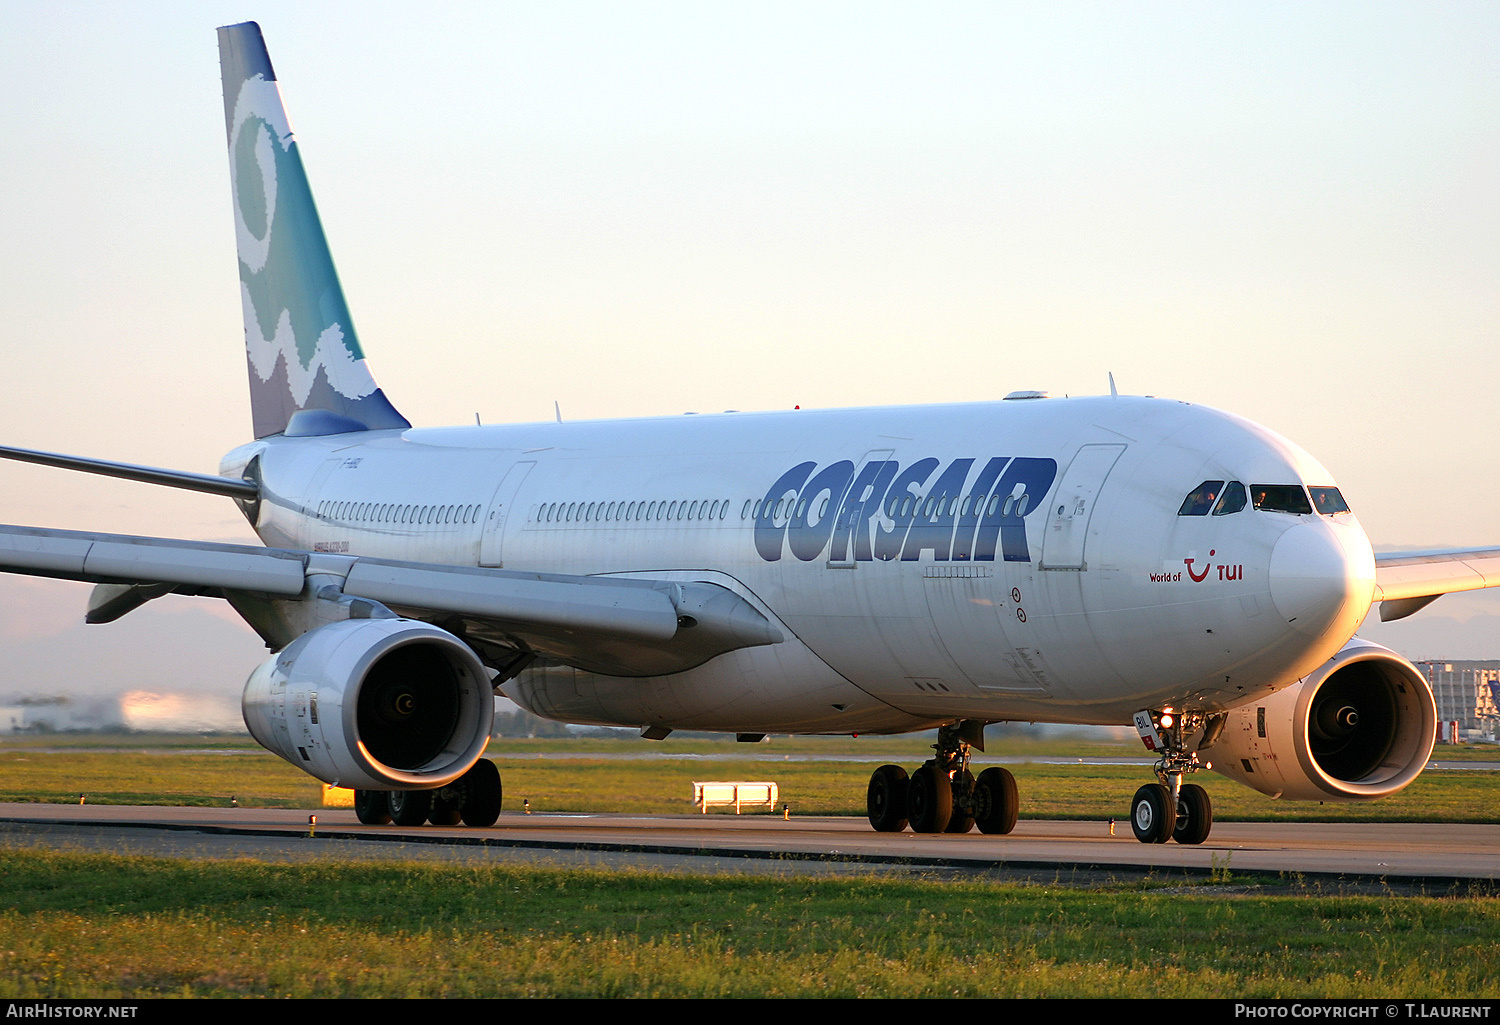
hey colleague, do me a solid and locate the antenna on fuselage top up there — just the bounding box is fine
[554,401,563,423]
[1108,372,1118,398]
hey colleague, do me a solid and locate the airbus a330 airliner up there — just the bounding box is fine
[3,23,1496,842]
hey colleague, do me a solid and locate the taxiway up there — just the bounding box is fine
[0,803,1493,889]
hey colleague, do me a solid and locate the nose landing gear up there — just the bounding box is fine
[866,721,1019,835]
[1130,710,1218,844]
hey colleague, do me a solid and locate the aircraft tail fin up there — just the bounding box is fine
[217,22,410,439]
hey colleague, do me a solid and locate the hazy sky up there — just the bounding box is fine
[1,2,1498,704]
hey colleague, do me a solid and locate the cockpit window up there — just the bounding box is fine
[1250,484,1312,515]
[1308,486,1350,516]
[1212,481,1247,516]
[1177,481,1224,516]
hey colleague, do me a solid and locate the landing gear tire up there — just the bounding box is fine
[389,789,433,827]
[867,764,910,833]
[1172,783,1212,845]
[945,770,976,833]
[459,758,503,827]
[908,764,953,834]
[353,789,392,825]
[974,766,1019,835]
[1130,784,1176,844]
[428,792,463,826]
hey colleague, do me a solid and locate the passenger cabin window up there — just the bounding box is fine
[1177,481,1224,516]
[1250,485,1313,515]
[1309,487,1351,516]
[1213,481,1247,516]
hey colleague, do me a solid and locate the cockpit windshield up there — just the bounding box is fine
[1308,486,1351,515]
[1250,485,1313,514]
[1177,481,1223,516]
[1178,480,1251,516]
[1212,481,1247,515]
[1182,481,1330,516]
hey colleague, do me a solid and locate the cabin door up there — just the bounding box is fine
[1039,444,1125,570]
[478,460,536,567]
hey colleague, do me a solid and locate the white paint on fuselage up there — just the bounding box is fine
[224,395,1374,733]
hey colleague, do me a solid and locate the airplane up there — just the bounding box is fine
[2,21,1497,842]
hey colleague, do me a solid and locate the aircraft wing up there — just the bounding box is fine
[0,524,781,675]
[1373,547,1500,621]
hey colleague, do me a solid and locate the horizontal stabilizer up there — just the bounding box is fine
[0,444,259,501]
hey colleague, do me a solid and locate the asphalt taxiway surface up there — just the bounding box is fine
[0,802,1494,889]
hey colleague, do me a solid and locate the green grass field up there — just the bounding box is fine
[0,738,1497,997]
[0,735,1495,822]
[0,847,1496,998]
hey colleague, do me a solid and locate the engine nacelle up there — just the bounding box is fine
[243,618,494,789]
[1206,638,1436,802]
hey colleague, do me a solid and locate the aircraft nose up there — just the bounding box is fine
[1267,518,1375,637]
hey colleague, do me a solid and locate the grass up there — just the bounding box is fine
[0,733,263,750]
[0,846,1496,997]
[0,736,1497,822]
[1424,743,1500,761]
[0,750,323,809]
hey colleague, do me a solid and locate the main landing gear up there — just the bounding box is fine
[867,721,1019,835]
[1129,709,1219,845]
[353,758,503,828]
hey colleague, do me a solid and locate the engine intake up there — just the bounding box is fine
[1207,638,1436,802]
[243,618,493,789]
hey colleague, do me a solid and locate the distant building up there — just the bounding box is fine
[0,696,112,733]
[1417,661,1500,743]
[0,692,244,734]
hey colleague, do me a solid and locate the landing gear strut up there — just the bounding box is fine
[1129,710,1216,845]
[866,721,1018,835]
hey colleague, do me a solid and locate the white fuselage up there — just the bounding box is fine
[225,395,1376,735]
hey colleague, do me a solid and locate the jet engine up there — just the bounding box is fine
[243,618,494,789]
[1205,638,1436,802]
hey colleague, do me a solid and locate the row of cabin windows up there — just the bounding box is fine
[532,486,1028,529]
[320,485,1039,531]
[318,500,482,527]
[534,498,735,525]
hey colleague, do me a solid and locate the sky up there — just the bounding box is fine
[0,1,1498,710]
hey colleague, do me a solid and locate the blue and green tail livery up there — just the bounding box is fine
[217,22,409,439]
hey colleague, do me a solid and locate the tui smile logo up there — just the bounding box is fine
[1184,549,1215,582]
